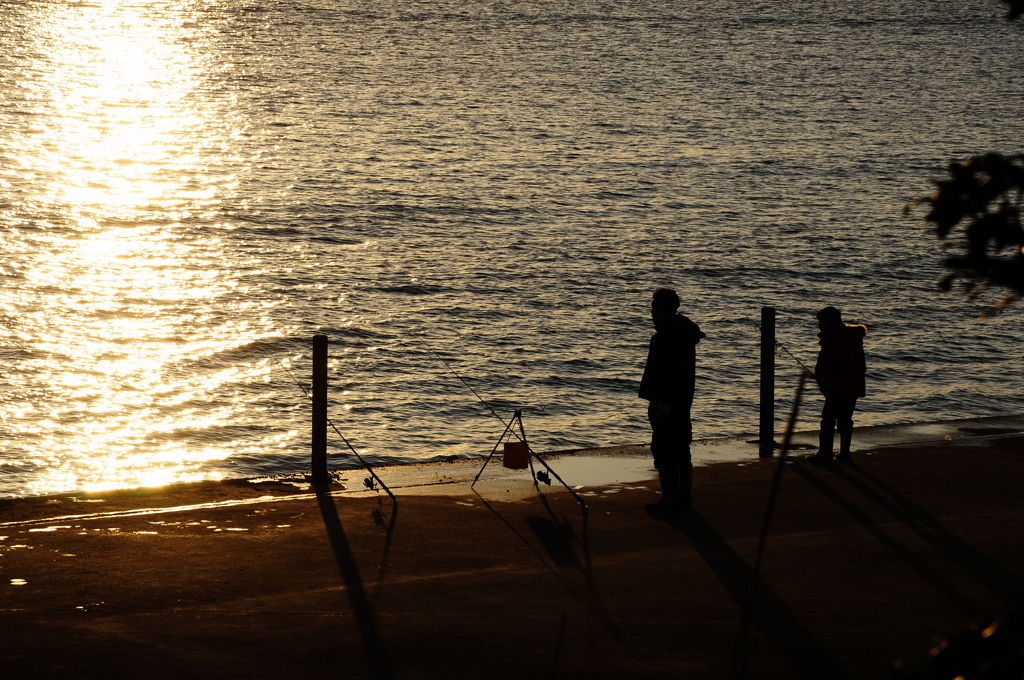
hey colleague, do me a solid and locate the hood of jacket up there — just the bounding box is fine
[819,323,867,346]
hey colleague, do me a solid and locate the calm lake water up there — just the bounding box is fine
[1,0,1022,498]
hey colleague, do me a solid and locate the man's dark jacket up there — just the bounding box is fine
[638,313,705,405]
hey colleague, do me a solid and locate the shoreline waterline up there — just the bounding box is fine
[3,414,1021,509]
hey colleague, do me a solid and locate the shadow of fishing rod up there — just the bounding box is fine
[470,485,622,644]
[730,372,808,680]
[371,496,400,596]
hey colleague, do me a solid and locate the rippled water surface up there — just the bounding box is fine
[2,0,1023,497]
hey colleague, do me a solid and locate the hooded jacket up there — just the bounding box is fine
[638,313,706,405]
[815,323,867,398]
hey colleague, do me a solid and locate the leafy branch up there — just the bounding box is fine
[907,153,1024,317]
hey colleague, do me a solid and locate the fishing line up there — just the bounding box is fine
[394,322,515,435]
[776,341,815,377]
[256,341,311,398]
[257,341,395,502]
[752,323,815,376]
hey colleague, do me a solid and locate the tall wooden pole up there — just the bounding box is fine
[312,334,328,481]
[759,307,776,458]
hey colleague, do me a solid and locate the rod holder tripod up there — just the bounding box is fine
[471,410,587,515]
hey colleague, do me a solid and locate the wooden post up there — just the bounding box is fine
[312,334,328,481]
[759,307,776,458]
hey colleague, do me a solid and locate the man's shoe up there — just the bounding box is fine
[645,497,692,513]
[807,452,834,463]
[836,451,851,462]
[645,499,680,513]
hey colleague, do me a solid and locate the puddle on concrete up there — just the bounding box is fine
[535,455,656,488]
[906,424,955,437]
[388,453,658,500]
[470,477,540,501]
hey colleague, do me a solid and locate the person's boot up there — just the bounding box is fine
[674,462,693,509]
[646,466,683,512]
[809,427,834,462]
[836,430,852,461]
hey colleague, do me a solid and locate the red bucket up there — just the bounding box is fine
[502,441,529,469]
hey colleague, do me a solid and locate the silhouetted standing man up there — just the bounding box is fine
[639,288,705,511]
[810,306,867,462]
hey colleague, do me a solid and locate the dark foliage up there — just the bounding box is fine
[906,4,1023,316]
[908,153,1024,316]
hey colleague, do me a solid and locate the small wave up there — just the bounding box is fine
[376,284,445,296]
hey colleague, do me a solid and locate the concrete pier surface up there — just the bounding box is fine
[1,417,1023,679]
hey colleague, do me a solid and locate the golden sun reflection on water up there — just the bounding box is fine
[1,2,268,496]
[22,3,227,211]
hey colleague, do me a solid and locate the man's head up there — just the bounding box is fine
[651,287,679,320]
[816,306,843,331]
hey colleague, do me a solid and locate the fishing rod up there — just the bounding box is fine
[398,324,587,513]
[400,326,514,433]
[257,341,396,502]
[470,408,589,514]
[730,372,807,680]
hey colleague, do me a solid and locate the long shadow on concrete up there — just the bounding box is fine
[534,486,590,572]
[835,460,1024,608]
[657,508,854,680]
[473,488,623,644]
[314,482,392,680]
[791,462,984,617]
[370,496,400,596]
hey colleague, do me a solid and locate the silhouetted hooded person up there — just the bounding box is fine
[810,306,867,462]
[639,287,705,511]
